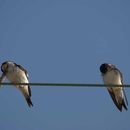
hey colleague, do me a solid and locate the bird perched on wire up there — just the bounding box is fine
[0,61,33,107]
[100,63,128,112]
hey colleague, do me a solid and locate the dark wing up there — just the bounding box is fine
[122,89,128,106]
[107,89,128,111]
[16,64,32,97]
[25,96,33,107]
[28,85,32,97]
[20,87,33,107]
[114,68,128,106]
[15,64,29,79]
[107,89,122,112]
[15,63,31,97]
[113,67,123,82]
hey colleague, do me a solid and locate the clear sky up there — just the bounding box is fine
[0,0,130,130]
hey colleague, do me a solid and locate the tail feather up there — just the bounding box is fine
[20,86,33,107]
[123,89,128,106]
[107,89,122,111]
[116,99,128,112]
[122,99,128,111]
[107,89,128,112]
[26,97,33,107]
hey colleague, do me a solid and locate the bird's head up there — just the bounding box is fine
[1,61,15,74]
[100,63,115,74]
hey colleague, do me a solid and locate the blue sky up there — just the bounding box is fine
[0,0,130,130]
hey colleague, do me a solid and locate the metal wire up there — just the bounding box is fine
[0,82,130,88]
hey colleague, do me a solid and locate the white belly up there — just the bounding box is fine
[6,68,29,85]
[103,70,122,85]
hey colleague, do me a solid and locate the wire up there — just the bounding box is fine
[0,82,130,88]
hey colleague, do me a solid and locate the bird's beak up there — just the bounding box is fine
[0,73,6,87]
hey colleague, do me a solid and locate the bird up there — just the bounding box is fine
[0,61,33,107]
[100,63,128,112]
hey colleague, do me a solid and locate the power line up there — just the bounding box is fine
[0,82,130,88]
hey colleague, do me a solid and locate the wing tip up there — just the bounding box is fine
[26,97,33,107]
[107,89,128,112]
[122,100,128,111]
[115,99,128,112]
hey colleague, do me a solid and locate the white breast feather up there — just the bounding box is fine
[103,70,122,85]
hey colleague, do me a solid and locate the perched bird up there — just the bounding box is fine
[0,61,33,107]
[100,63,128,112]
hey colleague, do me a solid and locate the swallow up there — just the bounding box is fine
[100,63,128,112]
[0,61,33,107]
